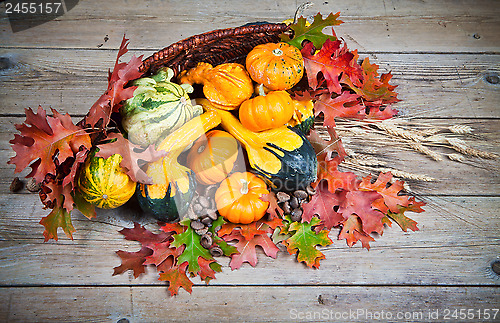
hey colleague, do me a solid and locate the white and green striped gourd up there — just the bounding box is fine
[121,67,202,147]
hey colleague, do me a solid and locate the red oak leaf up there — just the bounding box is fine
[335,190,385,235]
[366,104,398,120]
[39,198,76,242]
[339,214,375,250]
[112,246,153,278]
[307,126,347,162]
[259,193,285,229]
[64,149,90,191]
[301,39,362,94]
[197,257,222,284]
[95,132,166,184]
[342,56,399,116]
[158,262,193,296]
[85,36,143,128]
[314,92,364,127]
[302,180,344,230]
[118,222,172,248]
[8,106,91,184]
[385,197,424,232]
[387,209,419,232]
[160,222,187,235]
[315,155,360,193]
[40,177,74,212]
[143,242,183,268]
[218,222,268,241]
[359,172,410,214]
[223,230,279,270]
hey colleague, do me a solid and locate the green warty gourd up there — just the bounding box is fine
[121,68,203,147]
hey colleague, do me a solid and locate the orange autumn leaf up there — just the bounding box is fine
[8,106,91,184]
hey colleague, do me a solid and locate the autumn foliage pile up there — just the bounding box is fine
[8,12,424,295]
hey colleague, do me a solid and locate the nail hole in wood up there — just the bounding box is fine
[485,73,499,84]
[0,57,12,70]
[491,260,500,276]
[472,33,481,39]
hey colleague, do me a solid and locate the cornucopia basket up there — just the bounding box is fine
[139,22,290,77]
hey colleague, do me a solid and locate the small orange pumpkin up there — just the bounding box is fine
[215,172,270,224]
[187,130,241,185]
[239,85,296,132]
[179,62,253,110]
[246,42,304,91]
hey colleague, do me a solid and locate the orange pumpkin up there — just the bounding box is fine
[179,62,253,110]
[239,85,296,132]
[187,130,241,185]
[246,42,304,91]
[215,172,270,224]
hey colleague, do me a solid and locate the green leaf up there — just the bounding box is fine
[210,217,238,257]
[283,217,333,268]
[281,12,343,49]
[73,191,96,219]
[39,198,75,242]
[171,219,214,275]
[387,210,419,232]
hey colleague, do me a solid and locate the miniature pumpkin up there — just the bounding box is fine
[198,99,317,192]
[179,62,253,110]
[187,130,241,185]
[246,42,304,91]
[137,110,221,222]
[287,99,315,134]
[121,67,202,147]
[78,153,136,209]
[215,172,270,224]
[239,85,296,132]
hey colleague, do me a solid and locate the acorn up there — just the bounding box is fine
[209,246,223,257]
[26,178,41,193]
[10,177,23,193]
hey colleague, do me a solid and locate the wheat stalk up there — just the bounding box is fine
[373,122,425,142]
[447,153,466,162]
[448,124,474,135]
[408,142,444,161]
[446,138,498,159]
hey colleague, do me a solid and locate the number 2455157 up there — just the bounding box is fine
[5,2,62,14]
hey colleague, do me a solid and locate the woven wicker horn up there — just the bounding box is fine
[139,23,290,77]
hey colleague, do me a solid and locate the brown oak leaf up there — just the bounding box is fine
[85,36,143,128]
[112,247,153,278]
[158,262,194,296]
[8,106,91,184]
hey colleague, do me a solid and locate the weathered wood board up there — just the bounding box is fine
[0,0,499,321]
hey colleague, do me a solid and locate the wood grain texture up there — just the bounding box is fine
[2,117,498,196]
[1,286,499,322]
[0,194,498,286]
[0,49,499,118]
[1,0,499,52]
[0,0,499,320]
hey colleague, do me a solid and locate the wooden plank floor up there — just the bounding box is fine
[1,1,499,322]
